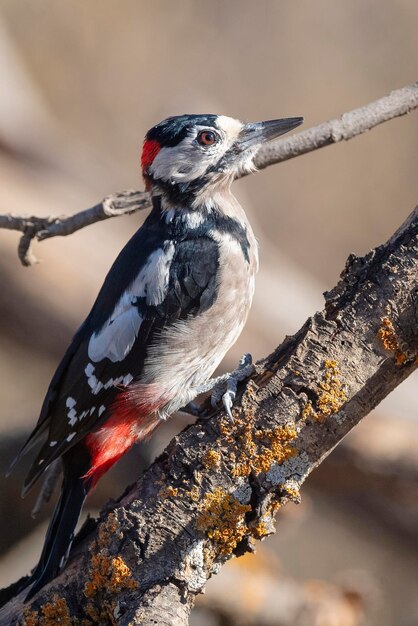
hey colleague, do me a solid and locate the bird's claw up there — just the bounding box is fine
[210,353,254,421]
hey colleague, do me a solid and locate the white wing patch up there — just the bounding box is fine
[88,242,175,363]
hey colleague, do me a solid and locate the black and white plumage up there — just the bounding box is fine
[12,112,303,599]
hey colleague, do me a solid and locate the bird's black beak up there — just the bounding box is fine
[238,117,303,150]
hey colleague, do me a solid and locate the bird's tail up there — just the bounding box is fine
[25,476,87,601]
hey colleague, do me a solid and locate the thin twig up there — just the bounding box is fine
[252,81,418,170]
[1,82,417,266]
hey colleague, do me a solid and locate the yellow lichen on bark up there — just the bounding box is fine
[158,485,179,498]
[203,449,221,470]
[250,521,269,540]
[23,595,72,626]
[226,420,297,478]
[196,487,251,554]
[82,513,137,623]
[84,553,138,598]
[187,485,201,502]
[317,359,347,418]
[302,359,347,422]
[378,316,408,365]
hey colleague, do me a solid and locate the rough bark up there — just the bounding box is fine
[1,205,417,625]
[0,81,417,266]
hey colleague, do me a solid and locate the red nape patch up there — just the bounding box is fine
[141,139,160,174]
[83,395,161,488]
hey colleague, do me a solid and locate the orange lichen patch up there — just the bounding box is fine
[188,485,201,502]
[378,316,408,365]
[196,487,251,554]
[317,359,347,417]
[23,609,38,626]
[23,596,72,626]
[250,521,269,540]
[203,449,221,471]
[269,499,282,515]
[159,485,179,498]
[281,484,301,503]
[84,553,137,598]
[302,359,347,422]
[227,421,297,478]
[97,512,122,549]
[83,512,137,624]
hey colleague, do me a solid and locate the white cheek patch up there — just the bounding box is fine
[150,140,215,183]
[88,242,175,363]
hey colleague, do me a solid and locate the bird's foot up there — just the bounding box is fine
[198,353,254,421]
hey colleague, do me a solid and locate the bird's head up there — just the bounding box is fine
[141,114,303,203]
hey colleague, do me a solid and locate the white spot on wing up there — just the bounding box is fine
[85,364,104,394]
[84,363,133,396]
[85,363,95,377]
[49,441,57,447]
[66,432,76,442]
[66,397,76,409]
[98,405,106,417]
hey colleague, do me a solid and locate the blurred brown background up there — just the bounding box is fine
[0,2,417,625]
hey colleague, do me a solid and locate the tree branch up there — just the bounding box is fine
[1,81,417,266]
[1,205,417,625]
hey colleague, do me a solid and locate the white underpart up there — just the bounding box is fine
[88,242,175,363]
[139,225,257,418]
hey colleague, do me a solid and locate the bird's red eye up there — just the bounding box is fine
[197,130,217,146]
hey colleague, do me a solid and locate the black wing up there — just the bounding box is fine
[22,230,219,493]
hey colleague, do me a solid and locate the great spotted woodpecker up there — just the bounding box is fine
[13,113,303,598]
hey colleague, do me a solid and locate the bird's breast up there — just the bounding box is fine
[139,225,257,416]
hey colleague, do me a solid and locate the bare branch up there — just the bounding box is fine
[1,204,417,626]
[252,81,418,170]
[1,82,417,266]
[0,190,149,266]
